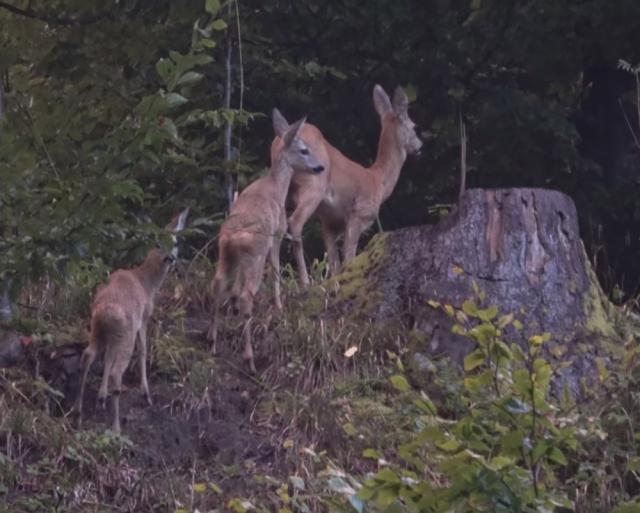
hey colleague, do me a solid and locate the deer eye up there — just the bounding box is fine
[300,148,309,155]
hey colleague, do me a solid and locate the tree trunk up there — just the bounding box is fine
[329,188,629,397]
[0,73,12,323]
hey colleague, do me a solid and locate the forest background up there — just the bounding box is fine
[1,0,640,309]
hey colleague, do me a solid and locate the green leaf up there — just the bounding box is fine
[464,370,492,393]
[464,349,486,371]
[462,299,479,317]
[487,455,514,470]
[192,483,207,493]
[375,468,401,484]
[200,38,217,49]
[436,438,461,452]
[375,486,399,508]
[390,375,410,392]
[177,71,204,86]
[342,422,358,436]
[212,19,228,31]
[529,332,551,346]
[205,0,221,14]
[413,392,437,415]
[357,486,376,501]
[497,313,514,328]
[452,324,467,335]
[477,305,498,322]
[532,441,549,462]
[404,84,418,102]
[548,447,568,466]
[165,93,189,109]
[362,448,381,459]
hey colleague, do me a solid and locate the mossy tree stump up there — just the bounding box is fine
[329,188,627,397]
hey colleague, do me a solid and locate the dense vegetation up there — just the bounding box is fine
[2,1,640,512]
[1,0,640,302]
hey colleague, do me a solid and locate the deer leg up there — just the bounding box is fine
[207,267,227,351]
[72,345,97,427]
[237,257,264,373]
[269,239,283,312]
[108,342,134,434]
[237,290,256,373]
[136,324,152,406]
[343,218,364,265]
[110,371,123,434]
[288,196,321,287]
[321,221,342,277]
[97,344,115,411]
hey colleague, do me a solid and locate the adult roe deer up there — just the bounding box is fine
[277,84,423,286]
[73,209,189,433]
[207,109,325,372]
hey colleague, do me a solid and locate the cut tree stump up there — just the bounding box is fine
[326,188,632,398]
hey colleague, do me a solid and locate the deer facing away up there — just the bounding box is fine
[207,109,325,372]
[278,84,423,286]
[73,209,189,433]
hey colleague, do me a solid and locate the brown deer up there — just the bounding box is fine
[72,209,189,433]
[207,109,325,372]
[277,84,423,286]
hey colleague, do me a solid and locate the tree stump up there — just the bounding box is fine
[328,188,630,397]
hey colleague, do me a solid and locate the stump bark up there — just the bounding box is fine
[330,188,628,397]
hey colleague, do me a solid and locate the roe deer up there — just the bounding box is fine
[276,84,423,286]
[207,109,325,372]
[73,209,189,433]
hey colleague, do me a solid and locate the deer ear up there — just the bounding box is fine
[373,84,392,117]
[282,116,306,148]
[174,208,189,232]
[167,208,189,232]
[392,86,409,116]
[272,108,289,138]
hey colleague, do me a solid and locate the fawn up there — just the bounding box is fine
[73,209,189,433]
[207,109,325,372]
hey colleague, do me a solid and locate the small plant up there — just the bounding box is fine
[358,292,576,512]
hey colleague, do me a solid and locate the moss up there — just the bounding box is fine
[326,233,390,315]
[581,245,617,338]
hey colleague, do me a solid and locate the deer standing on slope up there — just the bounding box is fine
[207,109,325,372]
[277,85,423,286]
[72,209,189,433]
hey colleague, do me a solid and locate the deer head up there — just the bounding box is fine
[272,108,325,174]
[373,84,423,157]
[142,208,189,285]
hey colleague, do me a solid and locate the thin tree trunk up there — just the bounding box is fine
[0,73,12,323]
[223,0,234,213]
[458,110,467,204]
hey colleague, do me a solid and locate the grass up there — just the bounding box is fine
[0,255,415,512]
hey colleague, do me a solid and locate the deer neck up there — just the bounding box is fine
[269,154,295,206]
[133,254,167,298]
[371,114,406,202]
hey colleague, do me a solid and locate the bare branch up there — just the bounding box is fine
[459,110,468,204]
[618,98,640,153]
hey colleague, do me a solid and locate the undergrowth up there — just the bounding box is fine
[2,260,640,513]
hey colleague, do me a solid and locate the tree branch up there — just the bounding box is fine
[0,1,111,27]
